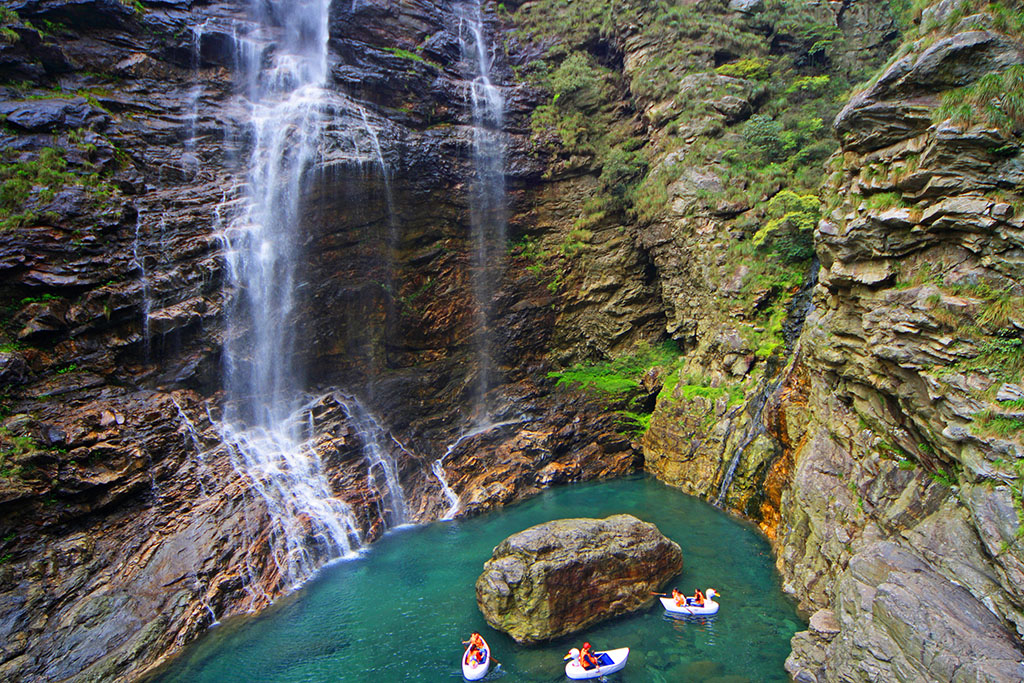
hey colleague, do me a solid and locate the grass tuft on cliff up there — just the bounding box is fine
[548,340,681,395]
[938,65,1024,138]
[0,140,124,230]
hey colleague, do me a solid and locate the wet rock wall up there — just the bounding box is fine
[0,0,639,680]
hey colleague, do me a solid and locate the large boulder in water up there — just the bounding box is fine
[475,514,682,643]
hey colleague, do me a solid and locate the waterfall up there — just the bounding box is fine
[431,419,519,519]
[332,395,408,527]
[216,0,364,586]
[456,0,507,422]
[219,399,363,583]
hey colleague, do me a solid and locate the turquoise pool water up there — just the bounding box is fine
[154,476,802,682]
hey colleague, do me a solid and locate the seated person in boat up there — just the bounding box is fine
[463,632,485,664]
[579,642,599,670]
[672,588,686,606]
[692,589,705,606]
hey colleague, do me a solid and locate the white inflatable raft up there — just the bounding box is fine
[660,588,719,616]
[564,647,629,679]
[462,636,490,680]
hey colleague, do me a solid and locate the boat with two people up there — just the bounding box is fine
[462,631,491,680]
[661,587,720,617]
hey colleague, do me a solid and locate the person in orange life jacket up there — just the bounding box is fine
[672,588,685,606]
[692,589,705,606]
[579,642,599,670]
[463,632,485,665]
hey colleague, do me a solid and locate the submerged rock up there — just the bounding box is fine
[475,514,682,643]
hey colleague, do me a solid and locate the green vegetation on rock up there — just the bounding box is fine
[548,341,683,436]
[548,340,680,395]
[0,427,38,478]
[512,0,858,223]
[972,410,1024,438]
[0,141,123,230]
[938,65,1024,138]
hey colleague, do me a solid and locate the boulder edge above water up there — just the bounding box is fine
[475,514,683,643]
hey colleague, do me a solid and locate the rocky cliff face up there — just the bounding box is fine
[500,0,1024,679]
[0,0,639,680]
[2,0,1022,679]
[774,1,1024,678]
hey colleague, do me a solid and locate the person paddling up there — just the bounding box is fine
[579,642,599,670]
[672,588,685,606]
[463,632,485,665]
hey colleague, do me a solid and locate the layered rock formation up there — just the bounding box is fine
[774,1,1024,677]
[0,0,640,680]
[475,514,682,642]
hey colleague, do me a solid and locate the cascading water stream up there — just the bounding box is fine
[713,374,784,506]
[217,0,363,586]
[171,396,212,497]
[714,260,819,506]
[358,106,395,230]
[431,419,519,519]
[431,459,461,521]
[331,395,408,527]
[131,211,152,354]
[456,0,507,423]
[183,21,206,178]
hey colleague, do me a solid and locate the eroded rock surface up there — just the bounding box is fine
[475,514,682,643]
[774,3,1024,679]
[0,0,640,680]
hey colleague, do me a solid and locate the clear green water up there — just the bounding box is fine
[155,476,802,682]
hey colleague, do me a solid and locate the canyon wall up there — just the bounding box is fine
[0,0,638,679]
[498,0,1024,679]
[1,0,1022,680]
[775,1,1024,678]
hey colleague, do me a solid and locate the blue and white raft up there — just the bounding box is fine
[564,647,630,680]
[462,635,490,680]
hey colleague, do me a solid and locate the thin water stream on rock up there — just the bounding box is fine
[714,259,820,507]
[154,476,801,682]
[457,0,507,421]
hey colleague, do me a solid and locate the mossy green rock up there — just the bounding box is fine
[475,514,682,643]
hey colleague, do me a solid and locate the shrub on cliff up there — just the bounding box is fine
[744,114,785,162]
